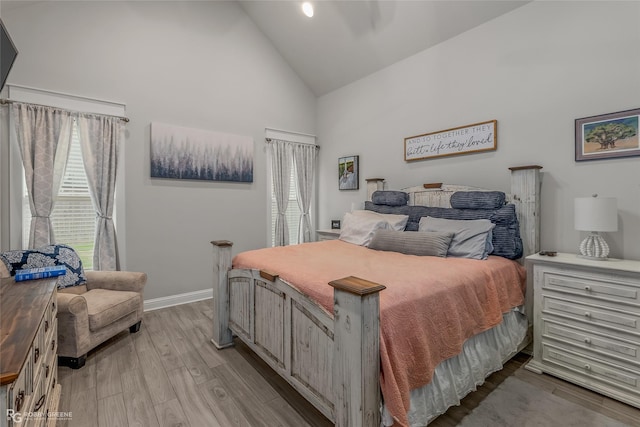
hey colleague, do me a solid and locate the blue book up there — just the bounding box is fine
[15,265,67,282]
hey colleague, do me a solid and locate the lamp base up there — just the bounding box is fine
[578,232,610,260]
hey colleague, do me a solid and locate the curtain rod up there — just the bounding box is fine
[265,138,319,149]
[0,98,130,123]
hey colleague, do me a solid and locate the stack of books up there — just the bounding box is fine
[15,265,67,282]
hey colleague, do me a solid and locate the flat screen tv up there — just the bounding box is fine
[0,18,18,92]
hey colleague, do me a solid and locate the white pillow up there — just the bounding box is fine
[419,216,495,260]
[351,210,409,231]
[339,211,390,246]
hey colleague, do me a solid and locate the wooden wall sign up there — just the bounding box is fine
[404,120,497,161]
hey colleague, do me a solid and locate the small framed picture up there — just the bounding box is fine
[331,220,341,230]
[338,155,359,190]
[575,108,639,161]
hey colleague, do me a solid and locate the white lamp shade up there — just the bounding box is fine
[574,196,618,232]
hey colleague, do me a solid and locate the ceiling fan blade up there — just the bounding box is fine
[332,0,392,36]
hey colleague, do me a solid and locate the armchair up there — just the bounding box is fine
[56,270,147,368]
[0,245,146,369]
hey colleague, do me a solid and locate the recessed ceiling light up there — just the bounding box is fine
[302,2,314,18]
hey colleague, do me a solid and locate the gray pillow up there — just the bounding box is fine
[419,216,495,260]
[450,191,506,209]
[369,229,453,257]
[371,190,409,206]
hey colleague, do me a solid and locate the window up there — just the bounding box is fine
[265,130,317,247]
[22,120,96,269]
[270,159,302,246]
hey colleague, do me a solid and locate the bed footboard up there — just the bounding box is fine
[211,241,386,426]
[211,240,234,349]
[329,276,386,426]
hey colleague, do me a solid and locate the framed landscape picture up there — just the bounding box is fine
[575,108,640,161]
[338,156,359,190]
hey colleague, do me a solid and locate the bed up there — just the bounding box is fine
[211,165,542,426]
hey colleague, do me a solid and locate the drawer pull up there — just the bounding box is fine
[15,390,24,412]
[34,394,46,411]
[585,364,591,370]
[584,338,591,344]
[584,312,591,318]
[584,286,591,292]
[45,319,49,332]
[34,347,40,363]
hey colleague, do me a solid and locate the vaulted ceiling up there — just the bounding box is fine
[238,1,530,96]
[1,0,530,97]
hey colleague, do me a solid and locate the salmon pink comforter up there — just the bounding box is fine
[233,240,526,426]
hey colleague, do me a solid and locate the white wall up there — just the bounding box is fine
[2,1,316,300]
[317,1,640,261]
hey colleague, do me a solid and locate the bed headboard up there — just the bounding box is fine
[365,165,542,258]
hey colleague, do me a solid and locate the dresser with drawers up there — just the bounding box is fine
[525,253,640,408]
[1,277,61,427]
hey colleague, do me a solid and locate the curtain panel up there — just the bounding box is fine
[77,114,123,271]
[11,103,73,248]
[268,139,292,246]
[292,143,317,243]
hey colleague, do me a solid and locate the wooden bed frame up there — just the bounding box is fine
[211,165,542,426]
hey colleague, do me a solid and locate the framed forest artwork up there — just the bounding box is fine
[150,122,253,182]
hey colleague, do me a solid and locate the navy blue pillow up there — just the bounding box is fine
[371,190,409,206]
[0,244,88,289]
[450,191,506,210]
[364,202,523,260]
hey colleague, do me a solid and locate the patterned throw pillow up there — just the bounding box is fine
[0,244,88,289]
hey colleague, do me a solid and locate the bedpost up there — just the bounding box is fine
[211,240,234,349]
[329,276,386,427]
[509,165,542,257]
[366,178,384,201]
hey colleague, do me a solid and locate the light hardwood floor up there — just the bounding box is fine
[57,299,640,427]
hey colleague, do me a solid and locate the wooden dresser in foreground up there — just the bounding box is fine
[1,277,61,427]
[525,253,640,409]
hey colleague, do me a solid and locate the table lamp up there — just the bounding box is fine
[574,194,618,260]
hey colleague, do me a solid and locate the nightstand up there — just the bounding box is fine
[316,229,340,241]
[525,252,640,408]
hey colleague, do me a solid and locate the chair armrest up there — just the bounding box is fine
[57,292,88,315]
[85,271,147,293]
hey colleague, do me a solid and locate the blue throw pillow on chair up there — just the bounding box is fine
[0,244,88,289]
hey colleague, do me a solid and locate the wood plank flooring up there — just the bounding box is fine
[56,299,640,427]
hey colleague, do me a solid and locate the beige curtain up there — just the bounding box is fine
[267,139,292,246]
[292,143,317,243]
[11,103,73,248]
[76,113,123,271]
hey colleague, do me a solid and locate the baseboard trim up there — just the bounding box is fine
[144,289,213,312]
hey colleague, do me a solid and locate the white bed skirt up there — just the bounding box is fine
[381,309,528,426]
